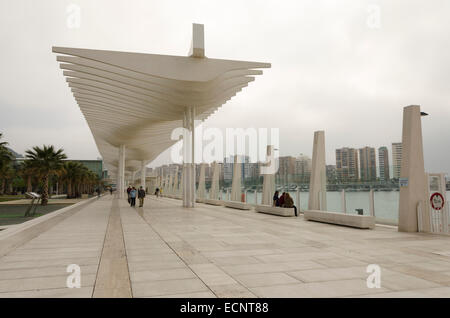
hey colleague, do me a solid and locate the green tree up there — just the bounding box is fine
[19,159,38,193]
[0,133,14,195]
[61,162,100,198]
[25,145,67,205]
[61,161,84,198]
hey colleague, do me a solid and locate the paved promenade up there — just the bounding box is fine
[1,195,450,297]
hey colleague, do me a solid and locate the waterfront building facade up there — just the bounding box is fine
[392,142,403,180]
[336,147,359,182]
[378,146,390,182]
[359,147,377,182]
[295,154,312,183]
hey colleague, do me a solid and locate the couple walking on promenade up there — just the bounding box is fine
[127,186,146,207]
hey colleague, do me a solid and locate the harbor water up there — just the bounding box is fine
[215,190,450,225]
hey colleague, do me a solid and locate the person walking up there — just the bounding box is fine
[138,186,146,207]
[283,192,298,216]
[130,187,137,207]
[110,187,113,195]
[155,187,160,197]
[127,186,132,203]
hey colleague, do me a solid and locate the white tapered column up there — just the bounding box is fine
[132,170,137,187]
[173,167,179,197]
[210,161,220,200]
[308,131,326,210]
[398,105,430,232]
[190,107,196,207]
[341,189,347,213]
[168,174,173,195]
[182,108,196,207]
[165,175,169,193]
[118,145,125,198]
[197,163,206,199]
[179,168,184,197]
[140,161,146,190]
[182,109,189,206]
[230,155,242,202]
[261,145,276,205]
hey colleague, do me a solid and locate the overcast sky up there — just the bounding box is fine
[1,0,449,174]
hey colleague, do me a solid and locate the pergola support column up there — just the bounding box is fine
[182,107,196,207]
[140,161,146,191]
[118,145,125,199]
[190,106,196,207]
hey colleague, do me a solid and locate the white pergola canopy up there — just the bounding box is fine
[53,24,270,190]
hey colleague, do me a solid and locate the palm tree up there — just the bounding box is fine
[0,133,8,149]
[61,161,83,198]
[19,160,37,193]
[25,145,67,205]
[0,133,13,195]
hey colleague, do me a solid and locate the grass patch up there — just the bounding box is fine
[0,195,26,202]
[0,213,44,218]
[0,204,72,226]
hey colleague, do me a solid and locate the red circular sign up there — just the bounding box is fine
[430,192,445,210]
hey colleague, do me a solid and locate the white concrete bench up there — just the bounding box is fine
[304,210,375,229]
[204,199,224,206]
[224,201,252,210]
[255,204,296,217]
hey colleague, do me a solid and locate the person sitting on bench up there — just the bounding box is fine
[273,191,280,207]
[282,192,297,216]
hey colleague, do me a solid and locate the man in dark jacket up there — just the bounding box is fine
[127,186,132,203]
[138,186,146,207]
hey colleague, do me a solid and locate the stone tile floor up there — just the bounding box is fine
[1,195,450,297]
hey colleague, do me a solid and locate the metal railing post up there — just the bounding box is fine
[318,191,322,210]
[369,189,375,217]
[417,200,423,232]
[341,189,346,213]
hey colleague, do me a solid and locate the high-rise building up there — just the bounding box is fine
[392,142,402,180]
[223,156,233,181]
[378,146,390,182]
[246,162,259,180]
[218,162,224,181]
[223,155,249,182]
[295,154,312,183]
[277,156,296,185]
[326,165,337,183]
[195,163,212,182]
[359,147,377,182]
[336,148,359,182]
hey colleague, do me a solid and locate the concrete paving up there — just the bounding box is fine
[1,195,450,297]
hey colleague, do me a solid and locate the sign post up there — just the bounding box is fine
[430,192,445,210]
